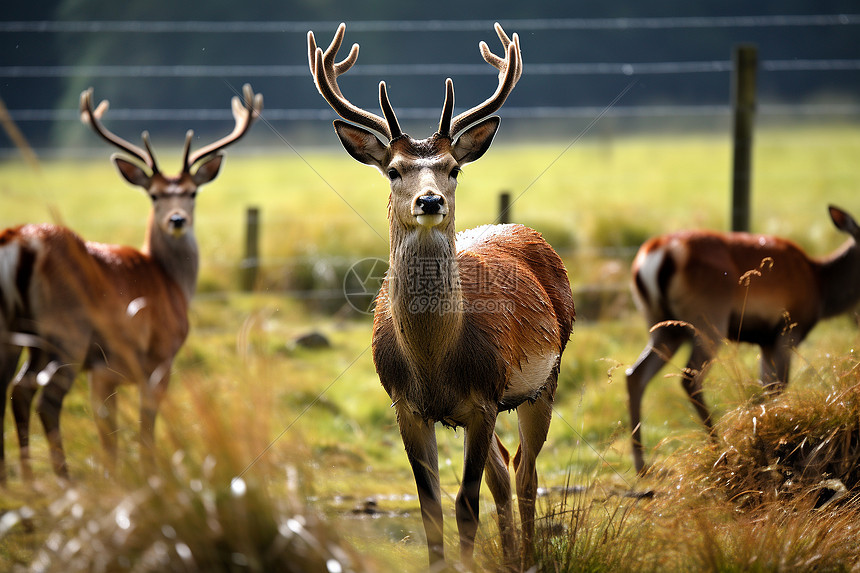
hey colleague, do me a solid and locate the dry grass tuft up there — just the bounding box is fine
[678,360,860,508]
[530,355,860,572]
[531,490,671,573]
[21,458,367,573]
[10,371,373,573]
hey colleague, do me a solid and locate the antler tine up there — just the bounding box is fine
[80,87,155,170]
[437,78,455,138]
[307,23,401,141]
[185,83,263,170]
[378,81,403,140]
[307,28,320,77]
[445,23,523,139]
[140,131,162,175]
[181,129,194,171]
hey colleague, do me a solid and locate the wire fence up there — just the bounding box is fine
[4,57,860,79]
[3,15,858,309]
[3,14,859,33]
[7,103,860,123]
[2,14,860,139]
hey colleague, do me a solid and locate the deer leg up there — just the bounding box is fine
[397,408,443,566]
[36,363,77,480]
[90,368,119,474]
[483,433,517,568]
[625,330,685,474]
[681,341,715,438]
[760,340,793,395]
[139,364,172,473]
[457,412,496,569]
[512,390,555,569]
[0,349,23,483]
[0,346,23,486]
[11,351,46,482]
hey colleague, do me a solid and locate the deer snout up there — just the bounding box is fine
[415,194,444,214]
[166,212,190,237]
[412,194,447,227]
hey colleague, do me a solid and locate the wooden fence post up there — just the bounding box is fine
[498,191,511,224]
[241,206,260,291]
[731,44,758,233]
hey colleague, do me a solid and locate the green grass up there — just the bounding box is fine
[1,124,860,571]
[4,124,859,292]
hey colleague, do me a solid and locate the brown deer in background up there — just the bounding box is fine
[0,84,262,482]
[626,206,860,474]
[308,23,575,569]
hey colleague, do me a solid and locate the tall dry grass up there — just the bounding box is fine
[675,355,860,508]
[528,352,860,572]
[1,368,376,573]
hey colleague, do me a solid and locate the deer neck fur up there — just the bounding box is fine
[817,238,860,319]
[386,199,464,378]
[143,211,199,303]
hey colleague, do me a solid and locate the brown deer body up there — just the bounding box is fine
[0,85,262,481]
[626,206,860,474]
[308,24,574,569]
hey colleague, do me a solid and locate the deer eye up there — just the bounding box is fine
[149,193,159,201]
[189,191,197,199]
[387,168,400,181]
[450,167,461,180]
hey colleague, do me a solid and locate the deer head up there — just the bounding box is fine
[308,23,521,242]
[80,85,263,244]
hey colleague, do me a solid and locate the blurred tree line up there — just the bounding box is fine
[2,0,859,150]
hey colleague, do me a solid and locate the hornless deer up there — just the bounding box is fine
[0,84,262,482]
[626,206,860,474]
[308,23,575,569]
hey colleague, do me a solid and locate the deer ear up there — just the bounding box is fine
[112,155,152,189]
[829,205,860,237]
[191,153,224,186]
[333,120,388,169]
[451,116,500,165]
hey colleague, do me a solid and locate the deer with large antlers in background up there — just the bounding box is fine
[626,205,860,474]
[0,84,262,482]
[308,23,574,569]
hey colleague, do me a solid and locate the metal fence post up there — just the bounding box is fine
[731,44,758,233]
[241,206,260,291]
[499,191,511,224]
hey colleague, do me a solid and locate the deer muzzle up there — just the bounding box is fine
[167,212,189,237]
[412,194,447,227]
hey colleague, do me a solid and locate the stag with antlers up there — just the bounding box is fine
[307,23,574,569]
[0,85,262,482]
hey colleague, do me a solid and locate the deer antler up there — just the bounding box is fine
[439,23,522,139]
[308,23,403,141]
[183,83,263,172]
[80,87,161,173]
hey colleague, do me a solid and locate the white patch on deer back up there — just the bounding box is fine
[455,224,515,252]
[0,240,22,316]
[635,246,667,306]
[127,297,147,318]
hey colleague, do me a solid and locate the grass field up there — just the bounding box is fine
[1,123,859,571]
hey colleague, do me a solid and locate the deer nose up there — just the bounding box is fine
[415,195,445,215]
[167,213,190,237]
[169,214,186,229]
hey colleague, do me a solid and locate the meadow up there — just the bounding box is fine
[0,123,859,571]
